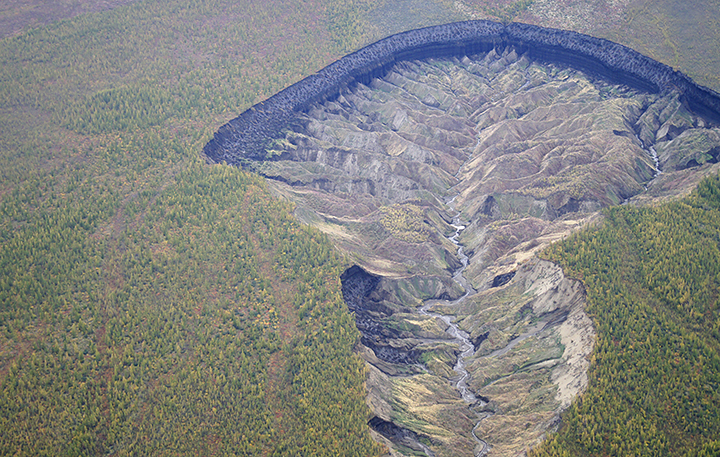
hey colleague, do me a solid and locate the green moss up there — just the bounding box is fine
[380,204,433,243]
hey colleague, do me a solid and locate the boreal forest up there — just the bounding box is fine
[1,0,719,456]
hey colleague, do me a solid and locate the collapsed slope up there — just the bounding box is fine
[204,19,720,165]
[204,21,720,457]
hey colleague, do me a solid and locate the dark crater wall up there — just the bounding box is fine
[204,20,720,163]
[340,266,421,365]
[368,416,434,454]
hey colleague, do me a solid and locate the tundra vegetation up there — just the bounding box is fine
[533,175,720,456]
[1,0,720,456]
[0,0,384,455]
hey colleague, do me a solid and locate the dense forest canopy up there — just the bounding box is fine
[533,175,720,456]
[0,0,385,454]
[2,0,720,455]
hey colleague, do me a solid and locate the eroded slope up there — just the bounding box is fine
[246,48,720,456]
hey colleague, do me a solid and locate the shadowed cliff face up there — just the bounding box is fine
[206,27,720,456]
[229,47,720,456]
[203,20,720,166]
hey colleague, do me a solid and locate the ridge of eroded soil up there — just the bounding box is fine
[254,48,720,456]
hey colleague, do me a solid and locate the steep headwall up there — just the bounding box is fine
[204,20,720,164]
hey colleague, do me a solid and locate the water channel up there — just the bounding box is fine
[417,205,490,456]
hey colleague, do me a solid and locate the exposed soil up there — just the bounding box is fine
[8,0,720,454]
[248,47,720,455]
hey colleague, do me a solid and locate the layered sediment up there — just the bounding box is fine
[203,20,720,457]
[204,20,720,164]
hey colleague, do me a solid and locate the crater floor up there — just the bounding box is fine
[253,47,720,456]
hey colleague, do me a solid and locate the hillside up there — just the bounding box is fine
[2,1,720,456]
[215,36,720,455]
[534,175,720,456]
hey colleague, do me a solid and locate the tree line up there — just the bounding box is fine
[533,174,720,456]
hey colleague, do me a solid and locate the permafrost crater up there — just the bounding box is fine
[205,20,720,457]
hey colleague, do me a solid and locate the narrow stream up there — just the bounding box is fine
[635,133,662,179]
[417,207,490,456]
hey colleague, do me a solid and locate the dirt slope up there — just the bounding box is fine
[255,48,720,455]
